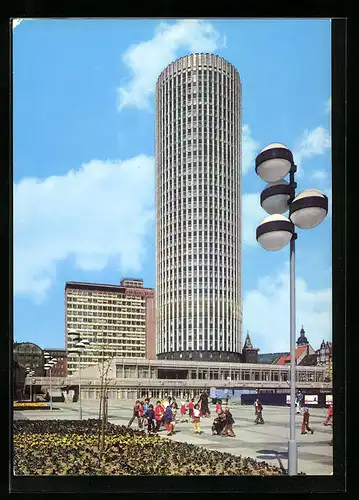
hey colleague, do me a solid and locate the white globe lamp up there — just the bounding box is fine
[256,214,295,251]
[255,143,293,183]
[289,189,328,229]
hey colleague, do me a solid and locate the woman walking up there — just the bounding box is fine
[198,391,210,417]
[324,403,333,426]
[163,404,174,436]
[154,400,164,433]
[221,406,236,437]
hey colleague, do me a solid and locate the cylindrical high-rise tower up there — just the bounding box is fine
[155,53,242,362]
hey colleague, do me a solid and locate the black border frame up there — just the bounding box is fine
[4,12,348,496]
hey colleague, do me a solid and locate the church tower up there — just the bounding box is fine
[296,326,309,346]
[242,332,259,363]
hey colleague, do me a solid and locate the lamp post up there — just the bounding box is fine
[26,367,35,402]
[254,143,328,476]
[44,353,57,410]
[68,328,90,420]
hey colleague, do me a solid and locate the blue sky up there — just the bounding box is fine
[13,18,332,353]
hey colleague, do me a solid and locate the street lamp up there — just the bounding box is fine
[255,143,328,476]
[44,352,57,411]
[68,329,90,420]
[26,367,35,402]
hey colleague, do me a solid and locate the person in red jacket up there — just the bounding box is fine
[128,400,141,428]
[187,398,195,419]
[180,402,188,422]
[324,403,333,426]
[215,400,223,414]
[154,400,164,433]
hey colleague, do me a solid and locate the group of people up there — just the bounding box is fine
[128,392,214,436]
[211,400,236,437]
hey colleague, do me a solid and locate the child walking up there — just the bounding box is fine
[180,401,188,422]
[187,398,195,419]
[301,407,314,435]
[215,400,223,415]
[146,404,155,433]
[192,403,201,434]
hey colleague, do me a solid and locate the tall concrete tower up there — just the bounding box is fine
[155,53,242,362]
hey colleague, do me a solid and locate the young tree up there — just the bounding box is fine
[97,347,116,467]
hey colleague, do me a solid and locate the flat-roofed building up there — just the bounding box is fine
[65,279,155,375]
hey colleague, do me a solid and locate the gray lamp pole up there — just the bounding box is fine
[44,353,57,411]
[255,143,328,476]
[68,329,90,420]
[26,367,35,402]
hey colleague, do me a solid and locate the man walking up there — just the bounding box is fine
[127,400,141,428]
[301,407,314,434]
[254,399,264,424]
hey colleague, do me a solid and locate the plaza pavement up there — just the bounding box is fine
[14,400,333,475]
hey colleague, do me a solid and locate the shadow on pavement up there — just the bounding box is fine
[256,449,288,473]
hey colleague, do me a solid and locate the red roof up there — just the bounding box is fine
[275,346,308,365]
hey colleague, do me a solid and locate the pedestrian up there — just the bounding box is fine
[198,390,210,417]
[154,400,165,433]
[296,390,304,414]
[221,406,236,437]
[187,398,195,419]
[163,404,174,436]
[192,403,201,434]
[180,401,188,422]
[212,409,226,435]
[324,403,333,426]
[142,397,150,426]
[137,400,145,430]
[301,407,314,434]
[127,400,141,428]
[254,399,264,424]
[168,394,172,405]
[171,402,178,423]
[215,400,223,415]
[146,404,156,433]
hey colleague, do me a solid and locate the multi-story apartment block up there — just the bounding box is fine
[65,278,155,375]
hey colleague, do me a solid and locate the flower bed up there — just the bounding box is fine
[13,419,292,476]
[13,402,58,411]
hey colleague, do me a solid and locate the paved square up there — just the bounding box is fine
[14,400,333,475]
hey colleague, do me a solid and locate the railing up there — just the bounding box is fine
[28,376,331,390]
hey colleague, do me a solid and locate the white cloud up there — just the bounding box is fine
[242,125,260,176]
[12,19,23,29]
[325,96,331,115]
[14,155,155,301]
[293,126,331,176]
[243,263,332,352]
[311,169,329,181]
[117,19,225,111]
